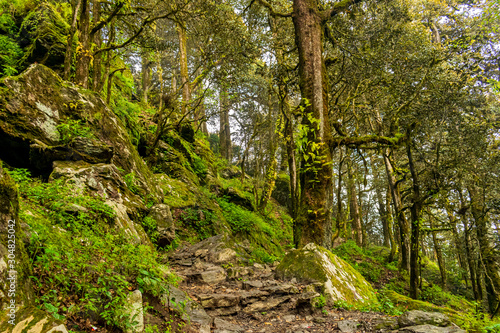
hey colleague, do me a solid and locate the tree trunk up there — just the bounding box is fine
[292,0,333,248]
[429,212,447,288]
[63,0,82,81]
[470,185,500,313]
[177,24,191,115]
[142,51,151,104]
[91,0,102,91]
[219,88,231,161]
[371,155,390,248]
[347,158,362,246]
[332,148,344,243]
[383,149,410,271]
[407,140,422,299]
[386,186,397,262]
[75,0,90,88]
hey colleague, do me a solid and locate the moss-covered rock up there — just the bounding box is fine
[0,64,160,201]
[0,306,67,333]
[275,243,379,307]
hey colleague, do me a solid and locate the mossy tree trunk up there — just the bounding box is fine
[219,87,231,161]
[347,157,362,246]
[177,23,191,116]
[75,0,90,88]
[470,184,500,313]
[142,50,151,104]
[383,149,410,271]
[91,0,102,92]
[64,0,82,81]
[292,0,334,248]
[407,137,422,300]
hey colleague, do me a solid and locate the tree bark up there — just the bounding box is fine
[347,157,362,246]
[75,0,90,88]
[91,0,102,91]
[219,88,231,161]
[142,51,151,104]
[292,0,333,248]
[177,24,191,115]
[407,139,422,299]
[383,149,410,271]
[63,0,82,81]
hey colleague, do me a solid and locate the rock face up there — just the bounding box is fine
[147,204,175,247]
[0,64,158,199]
[118,290,144,333]
[275,243,378,306]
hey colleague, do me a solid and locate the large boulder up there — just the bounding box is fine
[399,310,451,328]
[275,243,378,307]
[0,64,159,200]
[49,160,150,245]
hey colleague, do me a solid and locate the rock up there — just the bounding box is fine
[270,173,291,210]
[338,320,360,333]
[398,324,466,333]
[213,248,237,263]
[147,204,175,247]
[199,293,240,308]
[374,317,399,330]
[214,318,243,332]
[0,307,68,333]
[243,296,291,313]
[223,187,254,211]
[263,284,299,295]
[161,286,212,327]
[117,290,143,333]
[275,243,378,306]
[0,64,159,198]
[243,280,264,289]
[398,310,451,328]
[185,266,226,285]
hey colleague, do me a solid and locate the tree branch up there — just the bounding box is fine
[321,0,364,21]
[249,0,292,18]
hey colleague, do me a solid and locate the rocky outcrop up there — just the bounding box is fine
[147,204,175,247]
[0,64,159,200]
[275,243,379,307]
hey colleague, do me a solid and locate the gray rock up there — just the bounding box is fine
[398,310,451,328]
[243,280,264,289]
[243,296,291,312]
[283,315,296,322]
[338,320,360,333]
[214,318,243,332]
[117,290,143,333]
[263,284,299,295]
[201,266,226,284]
[398,324,466,333]
[374,317,399,330]
[199,293,240,308]
[147,204,175,247]
[161,286,212,327]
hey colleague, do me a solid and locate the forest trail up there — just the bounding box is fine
[164,235,465,333]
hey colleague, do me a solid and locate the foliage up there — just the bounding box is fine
[113,97,142,146]
[9,168,177,327]
[178,207,215,241]
[56,118,94,144]
[123,172,139,194]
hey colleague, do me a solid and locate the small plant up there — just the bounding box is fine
[124,172,140,194]
[56,119,94,143]
[313,294,327,308]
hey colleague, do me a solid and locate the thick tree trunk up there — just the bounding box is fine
[292,0,333,248]
[63,0,82,81]
[75,0,90,88]
[177,24,191,115]
[383,150,410,271]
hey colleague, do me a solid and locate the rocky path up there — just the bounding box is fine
[163,235,465,333]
